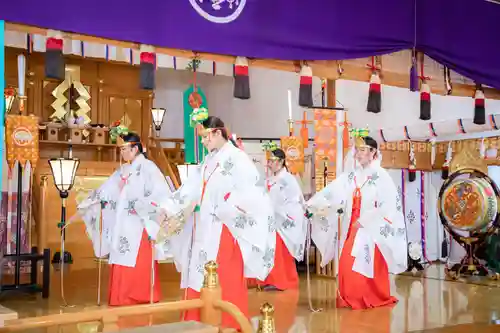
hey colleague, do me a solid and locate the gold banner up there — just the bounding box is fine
[314,109,337,191]
[280,136,304,174]
[5,115,40,168]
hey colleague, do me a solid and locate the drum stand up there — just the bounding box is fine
[446,238,488,279]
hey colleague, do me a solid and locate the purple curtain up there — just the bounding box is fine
[1,0,499,88]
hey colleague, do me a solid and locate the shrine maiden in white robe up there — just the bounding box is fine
[78,154,171,266]
[268,169,307,260]
[158,142,276,292]
[307,158,408,278]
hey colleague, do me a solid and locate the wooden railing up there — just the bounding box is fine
[148,138,182,189]
[0,261,276,333]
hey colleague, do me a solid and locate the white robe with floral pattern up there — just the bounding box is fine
[77,154,171,267]
[307,161,408,278]
[157,142,277,292]
[268,169,307,260]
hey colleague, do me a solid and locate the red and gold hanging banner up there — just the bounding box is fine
[314,109,337,191]
[5,115,40,168]
[280,136,304,174]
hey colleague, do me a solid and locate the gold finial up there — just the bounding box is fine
[203,261,218,289]
[257,303,276,333]
[450,146,487,175]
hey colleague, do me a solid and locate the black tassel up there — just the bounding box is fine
[45,36,65,80]
[234,57,250,100]
[474,84,486,125]
[299,64,313,107]
[408,169,416,182]
[139,45,156,90]
[419,82,431,120]
[367,72,381,113]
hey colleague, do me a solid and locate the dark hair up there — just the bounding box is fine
[271,148,287,170]
[201,116,228,141]
[363,136,378,150]
[121,132,147,158]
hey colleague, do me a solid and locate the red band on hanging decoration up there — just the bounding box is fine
[46,37,63,50]
[420,92,431,101]
[490,115,498,130]
[140,52,155,65]
[369,83,381,93]
[300,76,313,85]
[475,98,485,107]
[234,65,249,76]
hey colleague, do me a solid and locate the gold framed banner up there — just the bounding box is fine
[314,109,337,191]
[5,115,40,168]
[280,136,304,174]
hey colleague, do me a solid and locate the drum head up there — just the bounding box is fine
[440,172,498,232]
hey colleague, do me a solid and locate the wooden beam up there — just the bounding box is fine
[6,22,500,100]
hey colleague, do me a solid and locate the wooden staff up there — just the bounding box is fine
[96,203,104,306]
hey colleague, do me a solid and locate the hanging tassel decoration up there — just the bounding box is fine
[408,141,417,182]
[420,81,431,120]
[480,138,486,159]
[442,141,452,179]
[419,54,431,120]
[45,30,65,80]
[473,84,486,125]
[409,50,418,92]
[444,66,453,95]
[139,45,156,90]
[233,56,250,99]
[430,138,436,167]
[366,57,381,113]
[299,63,313,107]
[337,60,344,77]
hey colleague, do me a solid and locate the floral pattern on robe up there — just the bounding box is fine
[267,169,308,260]
[157,142,276,292]
[78,154,172,267]
[307,162,408,277]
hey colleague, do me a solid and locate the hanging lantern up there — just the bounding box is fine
[45,30,65,80]
[140,45,156,90]
[473,84,486,125]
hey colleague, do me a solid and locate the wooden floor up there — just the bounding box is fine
[1,263,500,332]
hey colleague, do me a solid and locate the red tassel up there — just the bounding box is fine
[367,72,381,113]
[474,85,486,125]
[234,57,250,99]
[45,31,65,80]
[420,82,431,120]
[299,64,313,107]
[139,45,156,90]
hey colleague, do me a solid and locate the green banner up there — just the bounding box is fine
[183,85,207,164]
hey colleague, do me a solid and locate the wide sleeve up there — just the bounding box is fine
[357,169,408,274]
[215,154,273,252]
[306,174,349,267]
[132,160,176,241]
[155,165,202,235]
[77,170,121,258]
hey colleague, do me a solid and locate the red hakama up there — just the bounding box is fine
[108,230,161,306]
[337,188,397,310]
[261,233,299,290]
[183,225,248,330]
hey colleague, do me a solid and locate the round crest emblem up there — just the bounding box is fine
[286,146,300,160]
[12,127,33,146]
[189,0,246,24]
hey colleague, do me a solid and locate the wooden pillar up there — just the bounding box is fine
[200,261,222,326]
[0,21,5,200]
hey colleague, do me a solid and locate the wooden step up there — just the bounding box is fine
[0,305,18,326]
[113,321,219,333]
